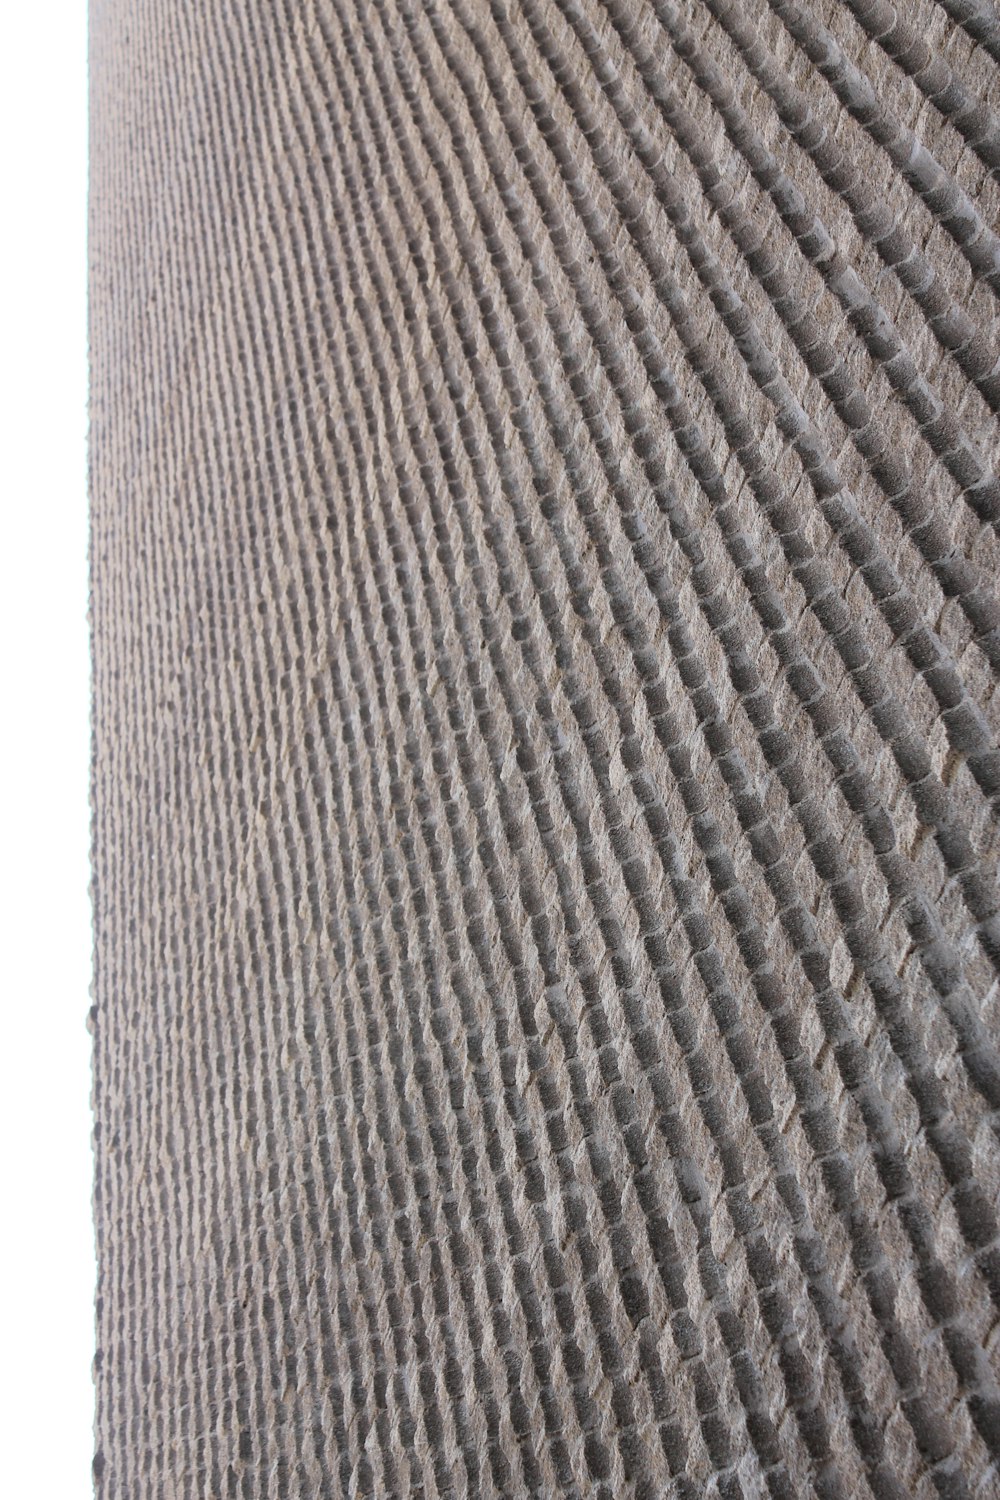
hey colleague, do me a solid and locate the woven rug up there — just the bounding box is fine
[89,1,1000,1494]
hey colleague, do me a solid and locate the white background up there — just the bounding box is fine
[0,5,94,1494]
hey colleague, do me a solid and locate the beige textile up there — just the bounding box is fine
[89,1,1000,1495]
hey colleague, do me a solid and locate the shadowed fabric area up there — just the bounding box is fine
[88,1,1000,1495]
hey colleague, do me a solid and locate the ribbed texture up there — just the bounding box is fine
[89,2,1000,1495]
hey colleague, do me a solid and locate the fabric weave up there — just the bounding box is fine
[90,1,1000,1494]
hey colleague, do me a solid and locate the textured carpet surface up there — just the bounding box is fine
[89,1,1000,1495]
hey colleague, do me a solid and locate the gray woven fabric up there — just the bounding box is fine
[89,1,1000,1495]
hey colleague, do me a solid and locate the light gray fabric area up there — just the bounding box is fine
[89,1,1000,1494]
